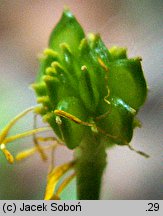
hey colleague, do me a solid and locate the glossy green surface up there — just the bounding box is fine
[56,97,87,149]
[33,9,147,148]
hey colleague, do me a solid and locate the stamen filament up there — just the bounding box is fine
[44,160,75,200]
[54,110,118,140]
[54,110,93,127]
[3,127,51,145]
[16,142,58,161]
[33,114,47,161]
[128,145,150,158]
[55,172,76,197]
[0,107,35,143]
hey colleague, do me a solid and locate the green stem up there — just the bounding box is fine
[75,131,107,200]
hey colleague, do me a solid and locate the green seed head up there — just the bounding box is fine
[32,9,147,149]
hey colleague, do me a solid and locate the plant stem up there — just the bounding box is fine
[75,130,107,200]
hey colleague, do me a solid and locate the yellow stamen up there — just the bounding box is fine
[54,110,93,127]
[0,144,14,164]
[44,161,75,200]
[33,114,47,161]
[36,136,64,146]
[54,110,117,140]
[16,142,58,161]
[0,107,35,143]
[3,127,51,145]
[55,172,76,198]
[16,148,36,161]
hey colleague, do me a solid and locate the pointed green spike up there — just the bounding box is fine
[79,65,99,113]
[79,37,107,99]
[60,43,78,79]
[49,9,85,56]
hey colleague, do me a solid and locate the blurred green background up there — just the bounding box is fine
[0,0,162,199]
